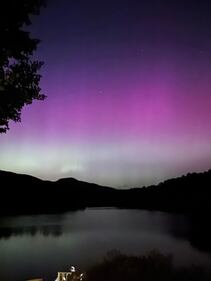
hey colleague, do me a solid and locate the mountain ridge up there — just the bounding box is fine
[1,169,211,215]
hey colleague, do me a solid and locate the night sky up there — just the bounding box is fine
[0,0,211,187]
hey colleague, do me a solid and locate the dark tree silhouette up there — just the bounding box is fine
[0,0,46,133]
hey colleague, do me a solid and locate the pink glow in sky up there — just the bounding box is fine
[0,1,211,187]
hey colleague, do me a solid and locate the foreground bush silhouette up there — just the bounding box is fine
[0,0,46,133]
[85,250,211,281]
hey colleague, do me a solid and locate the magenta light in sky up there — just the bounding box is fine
[0,0,211,187]
[0,58,211,187]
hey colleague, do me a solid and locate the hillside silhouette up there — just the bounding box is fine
[1,169,211,215]
[1,169,211,253]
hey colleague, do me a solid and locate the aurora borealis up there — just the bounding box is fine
[0,0,211,187]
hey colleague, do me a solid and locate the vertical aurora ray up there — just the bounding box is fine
[0,0,211,187]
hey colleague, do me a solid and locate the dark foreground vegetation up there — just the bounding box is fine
[85,251,211,281]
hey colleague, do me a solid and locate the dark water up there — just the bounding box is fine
[0,208,211,281]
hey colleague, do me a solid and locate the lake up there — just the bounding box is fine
[0,208,211,281]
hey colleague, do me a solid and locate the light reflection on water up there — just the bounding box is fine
[0,208,211,281]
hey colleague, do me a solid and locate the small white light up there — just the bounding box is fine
[70,266,76,272]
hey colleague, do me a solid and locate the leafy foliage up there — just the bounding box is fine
[0,0,46,133]
[85,251,211,281]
